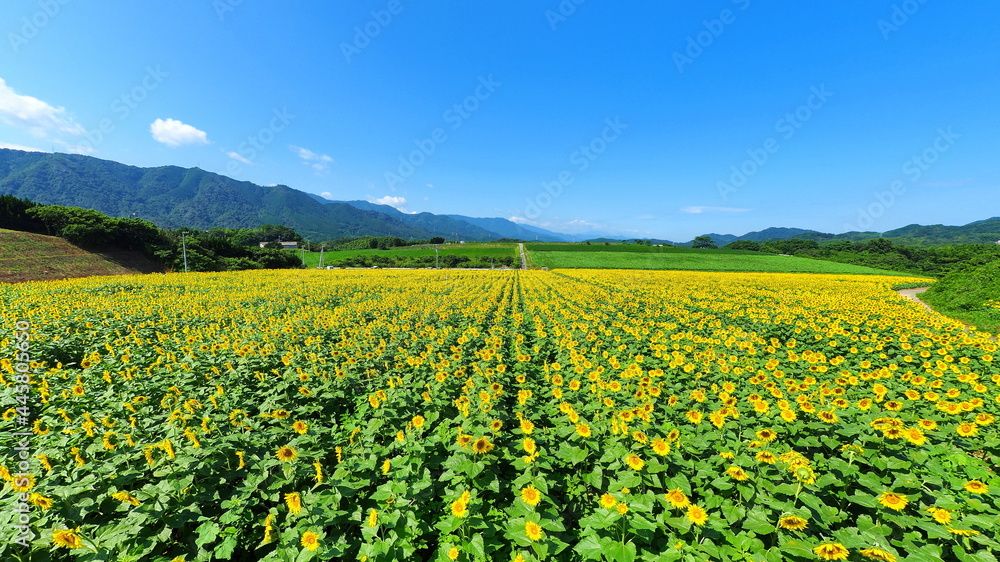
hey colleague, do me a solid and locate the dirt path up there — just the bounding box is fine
[897,286,933,313]
[518,243,528,270]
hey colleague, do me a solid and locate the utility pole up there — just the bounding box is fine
[181,231,190,273]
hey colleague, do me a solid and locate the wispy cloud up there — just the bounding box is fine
[319,191,334,200]
[226,151,252,165]
[369,195,413,213]
[290,145,334,172]
[681,206,751,214]
[150,118,210,147]
[0,77,84,139]
[0,142,46,152]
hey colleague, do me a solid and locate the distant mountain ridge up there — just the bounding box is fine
[1,149,996,246]
[693,221,1000,246]
[0,149,571,242]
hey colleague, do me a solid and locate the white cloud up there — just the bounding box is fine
[0,78,84,138]
[509,216,529,224]
[369,195,414,213]
[0,142,46,152]
[150,118,210,147]
[226,151,252,165]
[319,191,333,200]
[681,206,751,214]
[290,145,334,172]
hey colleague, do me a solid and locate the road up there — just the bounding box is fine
[518,243,528,270]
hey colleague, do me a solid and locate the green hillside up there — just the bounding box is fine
[0,228,162,283]
[0,150,498,242]
[920,260,1000,333]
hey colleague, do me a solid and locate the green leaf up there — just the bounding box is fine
[744,507,774,535]
[195,521,220,549]
[601,539,637,562]
[469,533,485,559]
[574,534,604,560]
[215,535,238,559]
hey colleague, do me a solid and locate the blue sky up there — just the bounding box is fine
[1,1,998,241]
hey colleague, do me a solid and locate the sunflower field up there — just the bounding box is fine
[1,269,998,562]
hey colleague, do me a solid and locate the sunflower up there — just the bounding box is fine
[755,451,778,464]
[28,493,53,510]
[472,436,494,454]
[520,419,534,434]
[490,419,503,432]
[451,495,469,517]
[448,547,460,560]
[686,504,708,526]
[292,421,308,434]
[271,409,291,419]
[457,434,473,448]
[11,475,35,493]
[877,492,908,511]
[777,515,808,531]
[813,543,849,560]
[600,493,617,509]
[616,502,629,514]
[755,429,777,443]
[367,508,378,527]
[412,415,425,428]
[860,547,897,561]
[285,492,303,514]
[725,466,749,481]
[521,486,541,506]
[576,424,592,437]
[111,491,140,506]
[276,446,298,462]
[524,521,544,541]
[964,480,989,494]
[926,506,952,524]
[300,531,320,551]
[624,454,644,471]
[52,528,84,549]
[956,423,978,437]
[903,427,926,446]
[947,528,980,537]
[665,488,690,509]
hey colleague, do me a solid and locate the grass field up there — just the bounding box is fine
[293,243,518,268]
[526,248,907,275]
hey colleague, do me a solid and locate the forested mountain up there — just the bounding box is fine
[0,150,490,241]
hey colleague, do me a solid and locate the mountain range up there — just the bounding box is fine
[1,149,998,246]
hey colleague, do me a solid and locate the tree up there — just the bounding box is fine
[692,236,717,249]
[429,236,445,244]
[725,240,761,251]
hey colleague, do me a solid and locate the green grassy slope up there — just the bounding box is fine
[0,228,162,283]
[296,243,518,268]
[527,246,907,275]
[920,260,1000,333]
